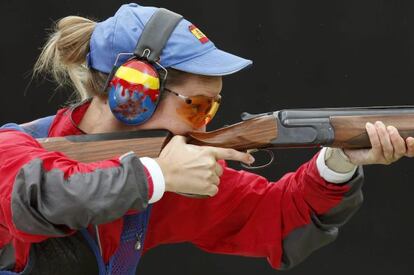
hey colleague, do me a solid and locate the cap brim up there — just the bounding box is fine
[170,48,253,76]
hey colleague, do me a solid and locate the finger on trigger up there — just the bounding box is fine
[212,147,254,164]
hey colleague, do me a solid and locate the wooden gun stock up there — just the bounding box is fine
[38,106,414,163]
[39,130,171,163]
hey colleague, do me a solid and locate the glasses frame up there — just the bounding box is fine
[163,87,222,128]
[164,88,222,104]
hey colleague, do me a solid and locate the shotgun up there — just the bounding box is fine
[38,106,414,163]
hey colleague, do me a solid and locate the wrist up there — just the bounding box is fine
[140,157,166,203]
[154,157,172,193]
[316,147,358,184]
[324,147,357,173]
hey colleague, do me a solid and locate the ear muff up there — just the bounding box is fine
[104,8,183,126]
[108,59,161,125]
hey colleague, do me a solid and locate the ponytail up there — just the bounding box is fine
[34,16,107,101]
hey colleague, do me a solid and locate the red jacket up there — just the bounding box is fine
[0,101,364,272]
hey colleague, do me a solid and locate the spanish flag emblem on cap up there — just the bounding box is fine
[189,24,209,44]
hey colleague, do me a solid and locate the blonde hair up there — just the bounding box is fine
[34,15,190,104]
[34,16,107,102]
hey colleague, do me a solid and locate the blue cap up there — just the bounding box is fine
[87,3,253,76]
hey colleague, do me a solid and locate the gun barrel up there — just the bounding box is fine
[272,106,414,148]
[278,106,414,122]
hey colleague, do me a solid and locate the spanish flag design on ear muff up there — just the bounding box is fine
[105,8,183,126]
[108,59,161,125]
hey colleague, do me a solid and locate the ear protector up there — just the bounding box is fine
[103,8,183,125]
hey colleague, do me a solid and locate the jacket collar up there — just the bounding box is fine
[48,99,92,137]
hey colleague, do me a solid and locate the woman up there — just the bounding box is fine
[0,3,412,275]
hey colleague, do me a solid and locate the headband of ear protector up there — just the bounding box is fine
[104,8,183,125]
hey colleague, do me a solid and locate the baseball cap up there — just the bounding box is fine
[87,3,253,76]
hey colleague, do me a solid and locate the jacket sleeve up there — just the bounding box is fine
[143,152,364,270]
[0,129,149,243]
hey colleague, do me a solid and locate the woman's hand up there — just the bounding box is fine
[344,121,414,165]
[155,135,254,197]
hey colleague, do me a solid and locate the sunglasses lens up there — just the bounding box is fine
[176,95,221,128]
